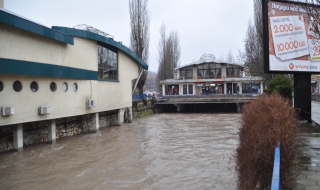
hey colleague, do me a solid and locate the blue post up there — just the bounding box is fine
[271,142,281,190]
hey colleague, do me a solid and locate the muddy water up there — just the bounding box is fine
[0,114,240,190]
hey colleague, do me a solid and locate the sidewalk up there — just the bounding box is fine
[311,101,320,125]
[294,101,320,190]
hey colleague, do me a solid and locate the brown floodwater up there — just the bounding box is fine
[0,113,240,190]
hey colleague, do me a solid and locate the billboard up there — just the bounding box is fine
[263,0,320,73]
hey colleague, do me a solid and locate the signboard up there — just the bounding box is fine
[263,0,320,73]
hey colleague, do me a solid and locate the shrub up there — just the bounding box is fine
[267,74,293,100]
[236,94,300,189]
[142,98,148,106]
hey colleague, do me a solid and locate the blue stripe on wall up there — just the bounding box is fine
[0,58,98,80]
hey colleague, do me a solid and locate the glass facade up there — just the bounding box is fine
[242,82,261,94]
[188,84,193,94]
[98,45,118,80]
[227,83,239,94]
[197,83,224,94]
[196,63,221,79]
[162,61,262,96]
[226,65,241,78]
[165,84,179,95]
[180,66,193,79]
[183,85,187,94]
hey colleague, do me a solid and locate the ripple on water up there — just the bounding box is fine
[0,113,240,190]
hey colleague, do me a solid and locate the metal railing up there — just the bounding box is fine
[133,93,260,101]
[132,94,147,100]
[162,93,260,101]
[132,94,162,101]
[271,142,281,190]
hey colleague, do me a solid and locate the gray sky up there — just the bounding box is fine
[4,0,254,72]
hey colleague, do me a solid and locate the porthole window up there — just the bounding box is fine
[13,81,22,92]
[62,82,68,92]
[73,83,78,92]
[50,82,57,92]
[0,81,3,92]
[30,81,38,92]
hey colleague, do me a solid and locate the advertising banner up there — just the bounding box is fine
[267,1,320,72]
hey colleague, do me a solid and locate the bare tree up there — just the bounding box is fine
[299,0,320,38]
[237,0,272,85]
[157,24,181,84]
[129,0,150,94]
[157,24,167,84]
[225,50,235,63]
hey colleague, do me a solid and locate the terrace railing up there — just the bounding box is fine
[162,93,260,102]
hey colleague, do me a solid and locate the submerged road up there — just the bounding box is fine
[0,113,240,190]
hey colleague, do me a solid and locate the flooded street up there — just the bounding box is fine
[0,113,240,190]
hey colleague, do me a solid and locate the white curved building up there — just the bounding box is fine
[0,6,147,151]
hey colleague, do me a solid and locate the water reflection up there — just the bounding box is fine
[0,113,240,190]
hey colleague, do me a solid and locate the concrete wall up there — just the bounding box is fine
[0,23,67,66]
[0,75,96,125]
[0,0,3,8]
[193,66,197,79]
[221,64,227,79]
[96,51,139,111]
[64,37,97,71]
[0,111,119,152]
[0,23,97,71]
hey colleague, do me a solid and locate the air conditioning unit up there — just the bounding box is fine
[86,99,96,108]
[38,106,50,115]
[1,106,15,116]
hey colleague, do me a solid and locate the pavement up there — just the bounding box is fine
[294,101,320,190]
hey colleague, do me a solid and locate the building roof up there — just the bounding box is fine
[0,8,74,45]
[176,54,244,70]
[53,26,148,70]
[0,8,148,70]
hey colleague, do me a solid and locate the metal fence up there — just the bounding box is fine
[271,142,281,190]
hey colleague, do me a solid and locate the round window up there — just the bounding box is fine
[30,81,38,92]
[13,81,22,92]
[73,83,78,92]
[62,82,68,92]
[50,82,57,92]
[0,81,3,92]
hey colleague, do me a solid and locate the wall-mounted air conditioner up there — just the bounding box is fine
[1,106,15,116]
[86,99,96,108]
[38,106,50,115]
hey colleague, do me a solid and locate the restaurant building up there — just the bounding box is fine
[160,54,264,96]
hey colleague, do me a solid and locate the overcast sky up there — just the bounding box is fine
[4,0,254,72]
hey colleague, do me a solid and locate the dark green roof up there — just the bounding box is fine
[0,8,73,45]
[52,26,148,70]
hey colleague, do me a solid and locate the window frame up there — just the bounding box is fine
[226,64,241,78]
[197,63,221,79]
[97,44,119,81]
